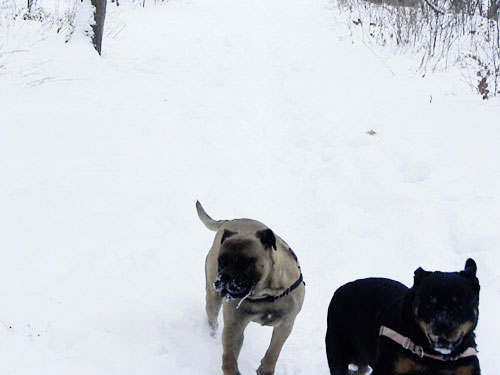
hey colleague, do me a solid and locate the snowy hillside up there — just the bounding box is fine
[1,0,499,374]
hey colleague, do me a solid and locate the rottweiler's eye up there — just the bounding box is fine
[430,297,438,304]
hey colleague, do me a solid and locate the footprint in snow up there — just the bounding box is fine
[401,161,430,183]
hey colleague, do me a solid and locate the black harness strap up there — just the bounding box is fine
[247,247,305,304]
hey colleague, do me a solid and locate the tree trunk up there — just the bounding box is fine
[488,0,499,19]
[91,0,107,55]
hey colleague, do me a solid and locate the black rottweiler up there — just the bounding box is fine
[326,259,480,375]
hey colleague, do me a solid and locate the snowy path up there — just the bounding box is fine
[1,0,500,373]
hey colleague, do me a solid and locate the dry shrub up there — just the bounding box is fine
[335,0,500,97]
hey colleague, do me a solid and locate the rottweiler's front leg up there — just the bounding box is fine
[371,349,399,375]
[371,363,395,375]
[454,356,481,375]
[472,356,481,375]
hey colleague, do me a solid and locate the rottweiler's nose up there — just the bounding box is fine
[434,321,452,334]
[436,337,453,348]
[433,313,454,335]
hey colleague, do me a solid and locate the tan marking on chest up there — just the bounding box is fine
[394,355,425,374]
[395,355,474,375]
[442,364,474,375]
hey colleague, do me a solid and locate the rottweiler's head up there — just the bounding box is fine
[411,258,480,355]
[213,228,276,299]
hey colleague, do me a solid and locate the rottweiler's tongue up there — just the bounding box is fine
[434,347,452,355]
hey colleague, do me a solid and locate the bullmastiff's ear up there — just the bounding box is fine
[221,229,237,244]
[413,267,430,286]
[256,229,277,250]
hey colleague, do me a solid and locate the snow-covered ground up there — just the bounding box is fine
[1,0,499,373]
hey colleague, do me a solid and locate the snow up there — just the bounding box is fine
[1,0,499,374]
[72,0,96,44]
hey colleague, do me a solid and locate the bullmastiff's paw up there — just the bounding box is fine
[256,366,274,375]
[208,320,218,337]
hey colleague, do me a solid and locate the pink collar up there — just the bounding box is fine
[379,326,478,361]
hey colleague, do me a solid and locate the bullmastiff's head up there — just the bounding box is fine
[411,258,480,355]
[213,228,277,299]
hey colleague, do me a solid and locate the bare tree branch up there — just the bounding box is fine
[422,0,446,15]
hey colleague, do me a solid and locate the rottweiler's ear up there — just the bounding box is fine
[221,229,237,244]
[414,267,430,285]
[461,258,477,278]
[461,258,480,291]
[256,229,277,250]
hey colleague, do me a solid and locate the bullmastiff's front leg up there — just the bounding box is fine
[256,319,295,375]
[221,305,250,375]
[206,286,222,335]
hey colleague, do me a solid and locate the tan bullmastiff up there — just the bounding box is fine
[196,201,305,375]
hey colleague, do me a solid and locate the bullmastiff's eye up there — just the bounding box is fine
[218,254,228,267]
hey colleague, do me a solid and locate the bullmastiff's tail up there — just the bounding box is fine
[196,201,226,231]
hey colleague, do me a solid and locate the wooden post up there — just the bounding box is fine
[91,0,107,55]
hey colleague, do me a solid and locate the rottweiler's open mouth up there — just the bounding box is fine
[427,332,464,354]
